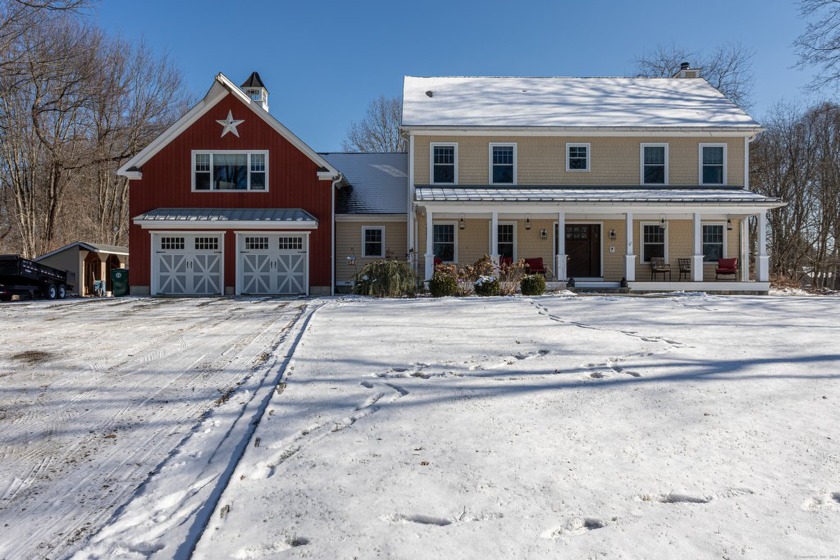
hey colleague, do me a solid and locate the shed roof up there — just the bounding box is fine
[320,152,408,214]
[134,208,317,223]
[402,76,761,130]
[35,241,129,262]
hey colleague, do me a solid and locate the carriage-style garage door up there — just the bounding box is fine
[153,233,223,295]
[237,233,308,295]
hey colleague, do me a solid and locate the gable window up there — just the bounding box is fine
[497,223,515,259]
[490,144,516,184]
[700,144,726,185]
[433,223,456,262]
[362,226,385,258]
[641,223,667,264]
[702,224,725,262]
[566,143,590,172]
[431,143,457,184]
[192,151,269,191]
[641,144,668,185]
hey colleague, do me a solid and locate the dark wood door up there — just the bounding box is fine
[565,224,601,278]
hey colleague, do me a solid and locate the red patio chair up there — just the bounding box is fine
[524,257,546,275]
[715,258,738,280]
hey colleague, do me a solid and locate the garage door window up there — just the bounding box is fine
[195,237,219,251]
[161,237,185,250]
[279,237,303,251]
[245,237,269,250]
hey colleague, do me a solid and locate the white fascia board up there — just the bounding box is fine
[418,202,782,215]
[118,73,341,180]
[134,219,319,230]
[335,214,408,222]
[401,126,764,138]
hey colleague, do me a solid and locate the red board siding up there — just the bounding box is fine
[128,94,333,290]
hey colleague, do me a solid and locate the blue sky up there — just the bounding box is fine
[95,0,819,151]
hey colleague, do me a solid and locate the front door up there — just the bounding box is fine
[565,224,601,278]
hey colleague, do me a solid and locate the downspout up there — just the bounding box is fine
[330,174,343,296]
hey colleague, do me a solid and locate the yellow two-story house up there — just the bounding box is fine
[401,69,784,293]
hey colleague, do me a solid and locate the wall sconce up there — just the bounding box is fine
[540,228,547,240]
[525,216,532,230]
[727,218,733,231]
[660,217,667,231]
[608,229,617,240]
[459,215,466,230]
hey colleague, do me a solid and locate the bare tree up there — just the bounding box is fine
[795,0,840,91]
[341,95,404,152]
[633,42,755,109]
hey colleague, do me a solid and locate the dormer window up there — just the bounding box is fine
[192,150,268,191]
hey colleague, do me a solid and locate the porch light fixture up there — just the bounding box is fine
[608,229,617,240]
[727,218,733,231]
[660,217,667,231]
[540,228,547,240]
[525,216,532,230]
[459,215,466,230]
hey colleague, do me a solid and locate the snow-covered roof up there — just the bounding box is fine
[402,76,761,130]
[320,153,407,214]
[416,186,783,207]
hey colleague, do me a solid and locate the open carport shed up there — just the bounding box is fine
[35,241,128,296]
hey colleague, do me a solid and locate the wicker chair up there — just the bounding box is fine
[678,258,692,281]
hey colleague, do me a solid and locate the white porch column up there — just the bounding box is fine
[424,209,434,280]
[555,211,567,280]
[490,211,500,267]
[624,212,635,282]
[692,212,704,282]
[740,218,750,282]
[757,210,769,281]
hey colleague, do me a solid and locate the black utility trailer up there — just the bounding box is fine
[0,255,73,301]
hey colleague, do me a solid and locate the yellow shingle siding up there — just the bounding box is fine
[414,136,745,187]
[335,219,408,284]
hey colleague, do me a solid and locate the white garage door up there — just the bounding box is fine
[153,234,223,295]
[238,234,307,295]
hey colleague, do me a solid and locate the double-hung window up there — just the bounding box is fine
[431,143,457,184]
[641,144,668,185]
[433,224,455,262]
[497,223,515,259]
[193,151,268,191]
[641,223,667,263]
[700,144,726,185]
[362,227,385,258]
[490,144,516,184]
[702,224,725,262]
[566,143,590,172]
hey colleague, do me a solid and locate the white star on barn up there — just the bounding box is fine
[216,110,244,137]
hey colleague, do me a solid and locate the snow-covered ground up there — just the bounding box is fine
[4,294,839,559]
[0,297,306,559]
[192,294,840,560]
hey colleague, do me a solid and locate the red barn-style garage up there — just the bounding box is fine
[119,72,340,296]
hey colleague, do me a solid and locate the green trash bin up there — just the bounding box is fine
[111,268,129,297]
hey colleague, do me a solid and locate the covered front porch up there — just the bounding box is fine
[411,188,784,294]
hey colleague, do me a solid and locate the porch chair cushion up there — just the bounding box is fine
[500,256,514,268]
[715,258,738,279]
[524,257,546,275]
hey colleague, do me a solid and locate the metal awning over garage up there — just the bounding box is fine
[133,208,319,229]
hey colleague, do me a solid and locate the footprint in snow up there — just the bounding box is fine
[801,492,840,511]
[540,517,607,539]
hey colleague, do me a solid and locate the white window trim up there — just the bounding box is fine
[488,221,518,260]
[488,143,517,185]
[361,226,385,258]
[565,143,591,172]
[701,221,728,265]
[699,143,727,186]
[191,149,270,192]
[640,143,669,186]
[432,221,458,263]
[430,142,458,185]
[639,221,669,264]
